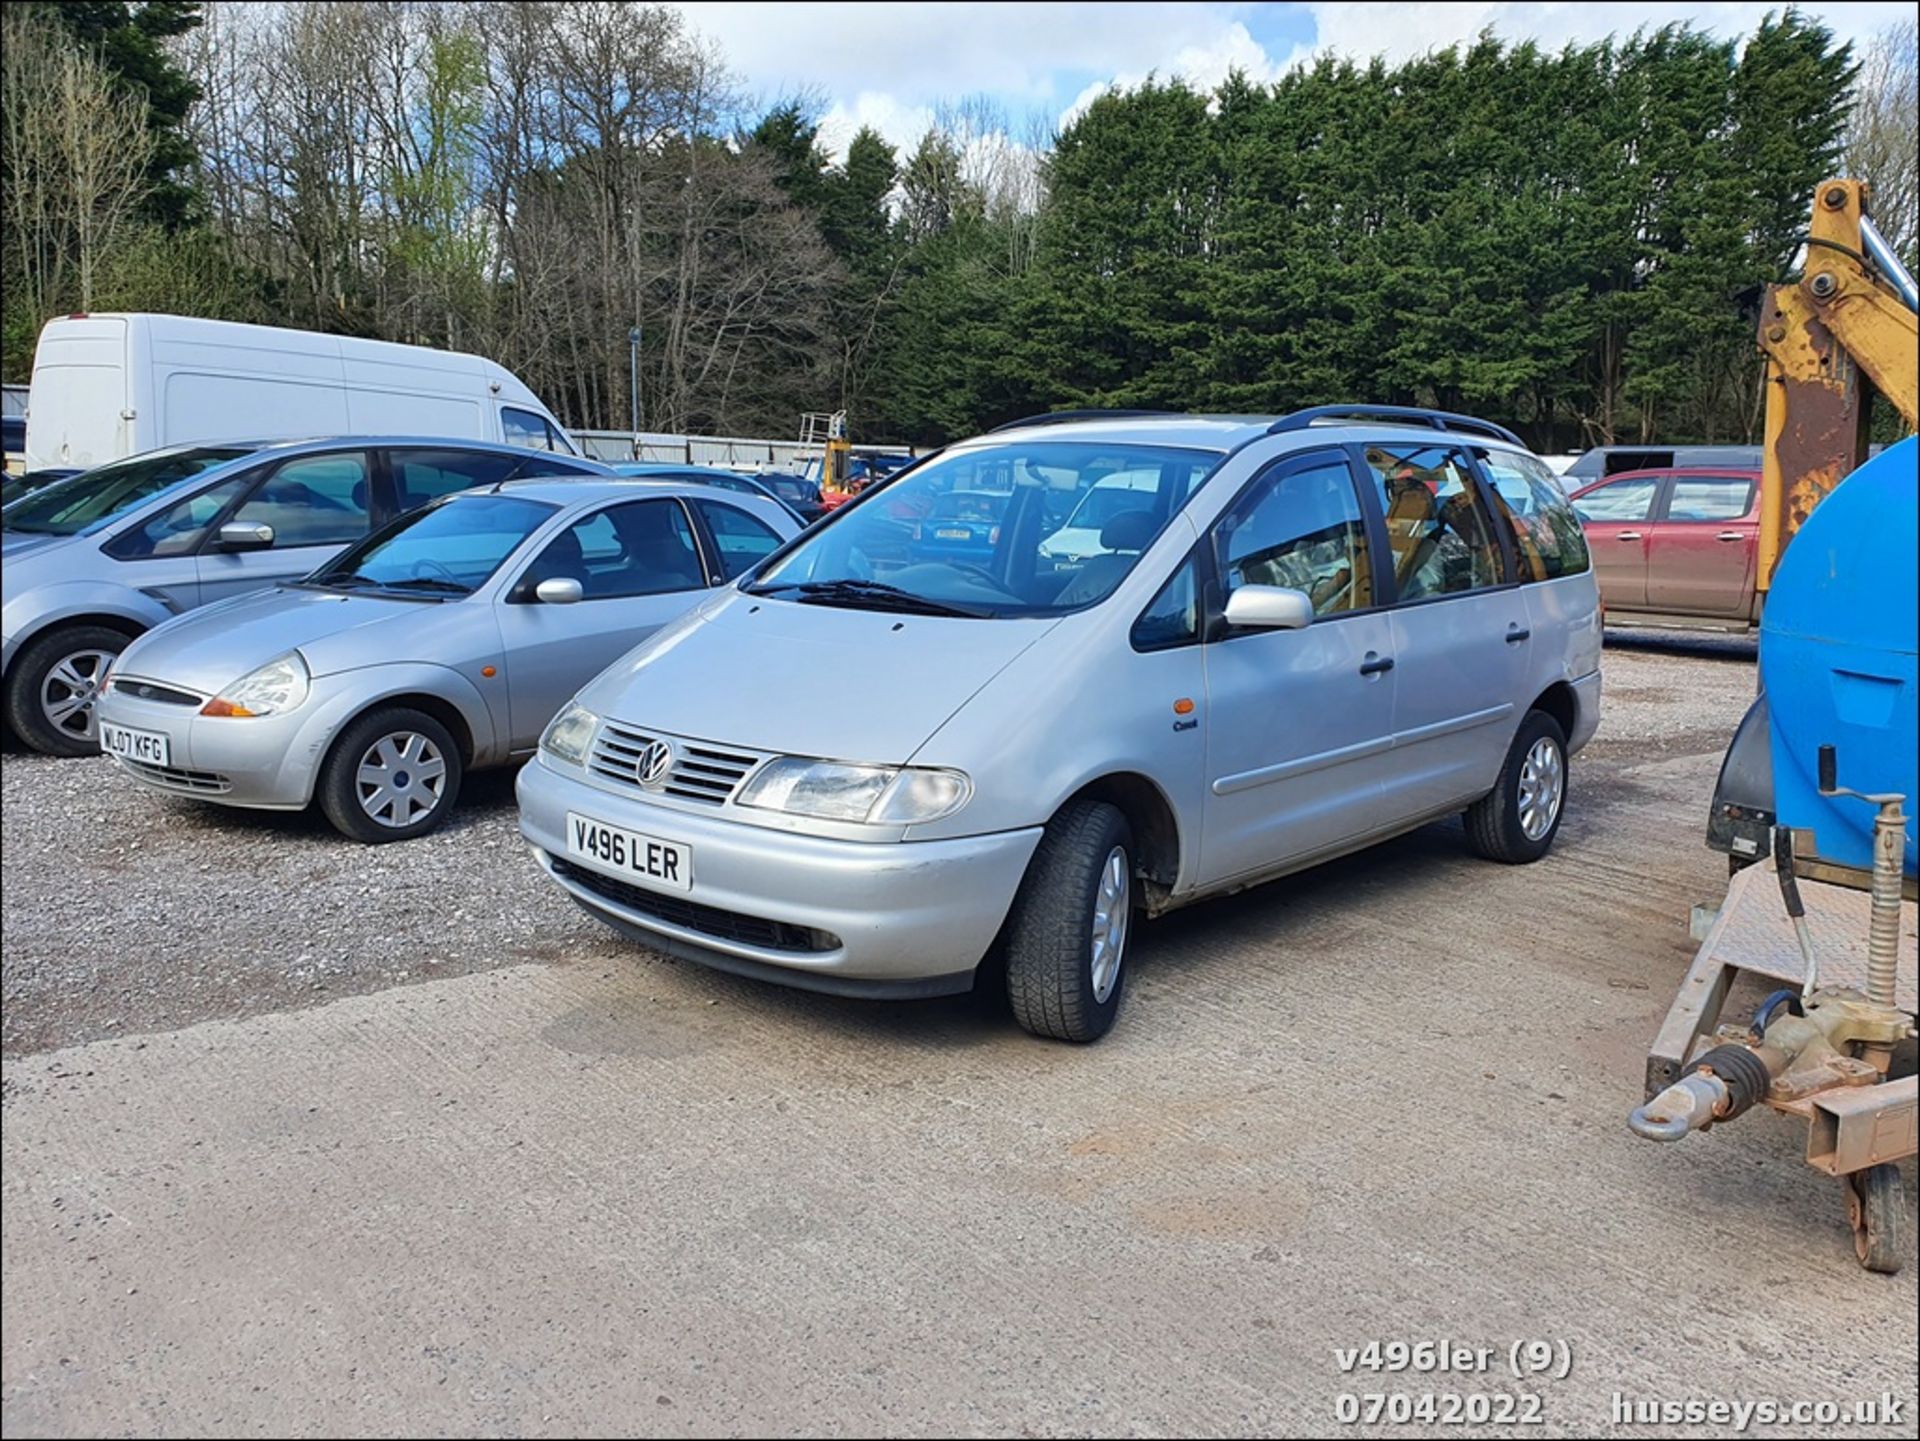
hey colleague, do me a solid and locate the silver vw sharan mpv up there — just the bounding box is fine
[518,407,1603,1041]
[95,479,798,841]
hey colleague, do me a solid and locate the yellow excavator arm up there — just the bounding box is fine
[1755,179,1919,590]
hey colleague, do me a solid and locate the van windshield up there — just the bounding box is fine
[745,441,1220,618]
[1,447,255,536]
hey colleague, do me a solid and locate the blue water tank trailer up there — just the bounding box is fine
[1760,436,1918,877]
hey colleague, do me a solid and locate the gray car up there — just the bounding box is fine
[517,406,1604,1041]
[2,437,607,756]
[95,479,798,842]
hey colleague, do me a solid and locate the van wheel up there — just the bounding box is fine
[318,707,463,844]
[1464,709,1568,864]
[6,624,130,757]
[1004,800,1134,1043]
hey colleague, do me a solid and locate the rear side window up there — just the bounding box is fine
[1361,445,1503,600]
[1665,476,1753,521]
[228,452,371,548]
[390,448,519,511]
[1478,450,1591,581]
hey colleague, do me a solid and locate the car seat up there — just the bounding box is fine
[1053,509,1158,606]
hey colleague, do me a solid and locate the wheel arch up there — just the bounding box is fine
[331,690,478,768]
[1059,770,1183,912]
[1529,679,1577,740]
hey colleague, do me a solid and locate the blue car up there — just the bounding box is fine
[912,488,1008,568]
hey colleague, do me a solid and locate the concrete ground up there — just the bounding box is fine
[3,632,1914,1438]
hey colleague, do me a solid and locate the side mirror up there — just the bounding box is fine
[1223,584,1314,631]
[217,520,274,551]
[535,576,584,605]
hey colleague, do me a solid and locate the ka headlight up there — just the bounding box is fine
[540,702,599,766]
[201,652,310,718]
[736,758,971,824]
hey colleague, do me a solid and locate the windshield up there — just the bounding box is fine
[306,493,557,597]
[747,441,1219,617]
[1,447,253,536]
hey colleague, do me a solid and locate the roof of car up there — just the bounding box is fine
[1572,464,1762,490]
[977,411,1535,455]
[484,476,787,510]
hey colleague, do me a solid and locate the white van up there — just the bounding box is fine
[24,314,577,473]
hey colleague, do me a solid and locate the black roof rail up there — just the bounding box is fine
[989,408,1182,433]
[1268,405,1525,449]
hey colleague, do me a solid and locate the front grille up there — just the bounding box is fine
[551,856,839,954]
[111,678,201,706]
[117,757,231,793]
[589,721,763,805]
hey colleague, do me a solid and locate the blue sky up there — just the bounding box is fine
[676,1,1913,158]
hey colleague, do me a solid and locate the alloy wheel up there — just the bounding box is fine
[1517,736,1564,841]
[1090,845,1131,1004]
[40,648,117,742]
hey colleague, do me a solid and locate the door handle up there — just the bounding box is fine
[1358,652,1394,676]
[1615,530,1642,541]
[1505,625,1531,644]
[1715,531,1743,542]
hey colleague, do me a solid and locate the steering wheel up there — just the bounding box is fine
[411,556,461,584]
[940,561,1023,601]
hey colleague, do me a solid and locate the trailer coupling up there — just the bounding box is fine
[1629,990,1913,1143]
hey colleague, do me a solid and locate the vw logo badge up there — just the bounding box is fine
[637,739,674,789]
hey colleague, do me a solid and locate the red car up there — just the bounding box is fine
[1570,467,1761,630]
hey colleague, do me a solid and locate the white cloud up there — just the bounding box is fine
[815,92,937,161]
[1061,19,1290,126]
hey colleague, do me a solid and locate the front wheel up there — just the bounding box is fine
[1004,800,1135,1043]
[6,624,130,756]
[1464,709,1568,864]
[317,707,463,844]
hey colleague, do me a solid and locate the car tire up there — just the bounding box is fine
[318,706,463,844]
[5,624,130,757]
[1464,709,1569,864]
[1004,799,1135,1043]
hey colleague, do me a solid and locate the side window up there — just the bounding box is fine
[1665,476,1753,522]
[694,500,783,579]
[1572,477,1661,522]
[390,448,520,511]
[1215,453,1374,616]
[521,499,704,600]
[1360,445,1503,601]
[502,406,571,455]
[1477,451,1591,581]
[1131,557,1199,650]
[105,473,254,559]
[228,452,371,548]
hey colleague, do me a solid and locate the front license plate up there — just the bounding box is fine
[566,812,692,893]
[935,528,971,540]
[101,721,170,767]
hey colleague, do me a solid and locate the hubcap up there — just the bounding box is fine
[1090,846,1131,1004]
[356,732,448,828]
[1517,736,1564,841]
[41,648,118,741]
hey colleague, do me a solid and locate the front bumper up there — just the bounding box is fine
[517,756,1042,992]
[96,679,336,809]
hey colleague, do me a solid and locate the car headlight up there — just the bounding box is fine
[540,702,598,766]
[736,758,971,824]
[201,652,310,717]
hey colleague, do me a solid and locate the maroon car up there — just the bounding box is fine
[1570,467,1761,630]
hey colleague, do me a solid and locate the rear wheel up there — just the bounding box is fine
[1004,800,1134,1043]
[6,624,130,757]
[1848,1163,1907,1274]
[1464,709,1568,863]
[318,706,463,844]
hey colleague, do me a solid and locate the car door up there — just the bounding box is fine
[1569,473,1662,609]
[1645,473,1758,619]
[195,449,375,605]
[1362,442,1530,819]
[494,497,713,750]
[99,470,260,614]
[1196,448,1397,886]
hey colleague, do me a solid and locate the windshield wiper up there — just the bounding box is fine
[378,577,470,595]
[757,578,989,619]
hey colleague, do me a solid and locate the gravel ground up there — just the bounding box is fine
[2,629,1756,1057]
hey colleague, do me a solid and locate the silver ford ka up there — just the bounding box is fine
[95,479,798,841]
[518,407,1603,1041]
